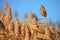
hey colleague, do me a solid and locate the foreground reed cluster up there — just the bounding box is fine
[0,3,60,40]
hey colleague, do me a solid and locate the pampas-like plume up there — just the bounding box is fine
[27,12,33,20]
[0,23,6,40]
[21,23,25,40]
[0,10,5,23]
[49,25,56,40]
[8,20,14,36]
[4,3,12,30]
[45,27,52,40]
[4,3,11,16]
[56,29,60,40]
[25,25,31,40]
[40,4,47,17]
[14,19,20,37]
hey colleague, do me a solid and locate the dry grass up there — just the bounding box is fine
[0,3,60,40]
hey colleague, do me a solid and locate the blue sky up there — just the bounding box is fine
[0,0,60,22]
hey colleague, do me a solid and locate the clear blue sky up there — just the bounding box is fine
[0,0,60,22]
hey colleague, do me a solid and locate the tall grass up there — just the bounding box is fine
[0,3,60,40]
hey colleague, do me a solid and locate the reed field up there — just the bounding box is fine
[0,3,60,40]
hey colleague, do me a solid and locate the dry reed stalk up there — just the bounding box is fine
[0,28,6,40]
[7,20,14,37]
[27,12,33,20]
[27,17,40,40]
[45,27,52,40]
[14,19,20,37]
[0,10,4,23]
[21,23,25,40]
[49,25,56,40]
[4,3,12,30]
[56,30,60,40]
[25,25,30,40]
